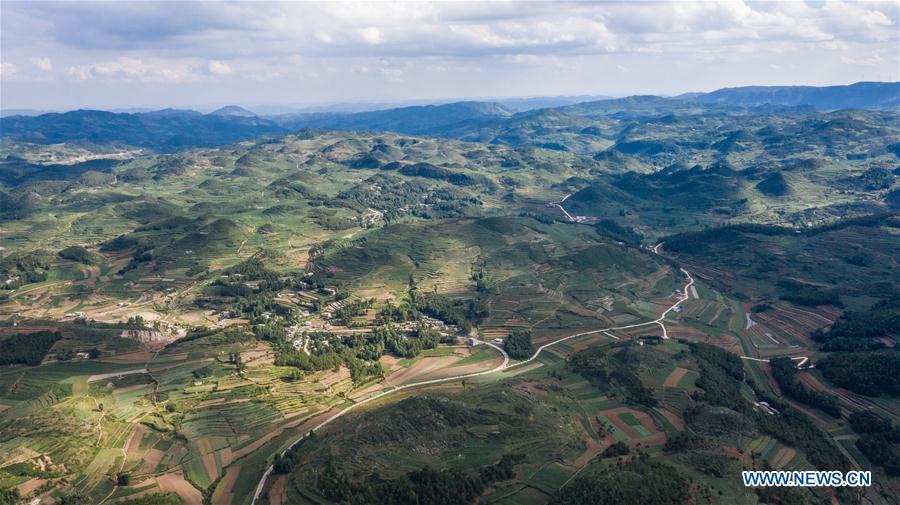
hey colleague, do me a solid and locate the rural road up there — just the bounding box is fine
[250,269,695,503]
[549,193,576,222]
[250,216,694,504]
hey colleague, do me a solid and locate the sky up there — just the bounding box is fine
[1,1,899,111]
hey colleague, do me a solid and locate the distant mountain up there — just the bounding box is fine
[495,95,613,112]
[209,105,257,117]
[0,109,287,152]
[273,101,514,135]
[687,82,900,110]
[0,109,57,118]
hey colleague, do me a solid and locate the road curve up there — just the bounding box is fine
[250,227,691,505]
[250,267,693,504]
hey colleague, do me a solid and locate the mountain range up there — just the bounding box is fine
[1,82,897,152]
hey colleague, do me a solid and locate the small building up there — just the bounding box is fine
[467,337,478,347]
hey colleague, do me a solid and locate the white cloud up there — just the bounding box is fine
[358,27,384,45]
[65,57,200,82]
[1,1,898,108]
[0,62,16,79]
[31,57,52,72]
[206,60,232,76]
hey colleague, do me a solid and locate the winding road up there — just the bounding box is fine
[250,259,695,504]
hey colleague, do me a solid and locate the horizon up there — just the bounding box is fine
[2,79,897,116]
[2,1,898,110]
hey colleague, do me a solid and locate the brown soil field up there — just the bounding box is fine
[107,350,157,364]
[16,478,47,496]
[771,447,797,469]
[125,424,146,454]
[202,452,219,482]
[569,415,615,468]
[600,407,666,448]
[158,472,204,505]
[663,367,690,388]
[384,355,461,386]
[655,407,686,432]
[320,367,351,389]
[268,474,288,505]
[139,448,165,474]
[113,383,151,395]
[231,407,341,461]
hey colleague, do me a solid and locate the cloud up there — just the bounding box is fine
[206,60,232,76]
[0,62,16,79]
[8,1,897,59]
[31,57,53,72]
[1,1,898,108]
[65,57,200,82]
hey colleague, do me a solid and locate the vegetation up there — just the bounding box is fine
[769,358,840,417]
[551,459,690,505]
[568,346,658,406]
[812,299,899,351]
[58,245,103,265]
[818,351,900,396]
[503,330,534,360]
[0,330,61,365]
[118,493,182,505]
[1,91,897,504]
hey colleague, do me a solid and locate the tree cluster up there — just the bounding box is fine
[769,357,840,417]
[0,331,61,366]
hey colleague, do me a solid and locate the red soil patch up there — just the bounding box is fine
[771,447,797,469]
[231,407,341,461]
[268,475,288,505]
[157,472,203,505]
[655,407,685,432]
[569,416,615,468]
[113,383,151,395]
[139,448,164,474]
[385,355,461,386]
[663,367,689,388]
[600,407,667,448]
[16,478,47,496]
[211,465,241,505]
[125,424,146,454]
[202,452,219,482]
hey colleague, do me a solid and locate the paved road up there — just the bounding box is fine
[250,267,695,504]
[250,218,694,504]
[87,367,148,383]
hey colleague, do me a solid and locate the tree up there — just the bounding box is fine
[504,330,534,360]
[117,472,131,486]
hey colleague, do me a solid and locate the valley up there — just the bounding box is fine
[0,87,898,505]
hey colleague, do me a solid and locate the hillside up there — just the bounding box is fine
[272,100,514,134]
[1,93,899,505]
[689,81,900,110]
[0,109,288,152]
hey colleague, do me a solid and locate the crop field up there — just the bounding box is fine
[0,104,897,505]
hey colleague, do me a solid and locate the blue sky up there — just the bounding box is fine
[1,1,898,110]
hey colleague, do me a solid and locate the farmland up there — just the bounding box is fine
[1,93,898,505]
